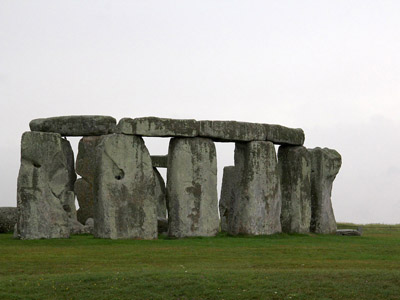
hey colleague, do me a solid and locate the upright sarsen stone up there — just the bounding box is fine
[309,147,342,234]
[228,141,281,235]
[167,138,219,237]
[154,168,167,220]
[16,132,75,239]
[219,166,237,232]
[278,146,311,233]
[93,134,157,239]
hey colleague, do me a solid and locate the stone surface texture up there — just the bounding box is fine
[309,147,342,234]
[151,155,168,168]
[93,134,157,239]
[154,168,167,221]
[228,141,282,235]
[29,115,116,136]
[16,132,75,239]
[75,136,102,224]
[167,137,219,238]
[278,146,311,233]
[199,120,266,142]
[219,166,237,232]
[117,117,198,137]
[264,124,305,145]
[0,207,18,233]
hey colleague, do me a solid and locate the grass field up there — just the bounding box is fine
[0,224,399,300]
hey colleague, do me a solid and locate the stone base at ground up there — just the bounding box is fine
[219,166,237,232]
[0,207,18,233]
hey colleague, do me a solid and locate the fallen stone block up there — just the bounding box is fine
[151,155,168,168]
[167,137,219,237]
[278,146,311,234]
[199,120,266,142]
[228,141,282,235]
[0,207,18,233]
[29,115,116,136]
[264,124,305,146]
[309,147,342,234]
[93,134,157,239]
[117,117,198,137]
[16,132,75,239]
[336,229,362,236]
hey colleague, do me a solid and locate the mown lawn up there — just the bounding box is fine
[0,224,399,300]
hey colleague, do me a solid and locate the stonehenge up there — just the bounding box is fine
[12,115,342,240]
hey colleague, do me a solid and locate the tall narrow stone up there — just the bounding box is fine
[228,141,281,235]
[93,134,157,239]
[16,132,75,239]
[309,147,342,234]
[278,146,311,233]
[219,166,237,232]
[154,168,167,220]
[75,136,102,224]
[167,138,219,238]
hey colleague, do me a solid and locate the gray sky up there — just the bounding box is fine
[1,1,399,224]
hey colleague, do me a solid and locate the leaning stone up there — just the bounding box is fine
[278,146,311,234]
[151,155,168,168]
[309,147,342,234]
[228,141,281,235]
[74,136,101,224]
[154,168,167,220]
[17,132,74,239]
[93,134,157,239]
[264,124,305,145]
[199,120,266,142]
[167,137,219,238]
[29,115,116,136]
[0,207,18,233]
[117,117,198,137]
[219,166,237,232]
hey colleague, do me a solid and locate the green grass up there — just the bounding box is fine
[1,224,400,300]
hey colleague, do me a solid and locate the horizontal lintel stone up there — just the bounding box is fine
[29,115,116,136]
[117,117,198,137]
[264,124,305,145]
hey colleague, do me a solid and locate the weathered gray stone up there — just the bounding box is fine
[228,141,281,235]
[219,166,236,232]
[167,137,219,238]
[29,115,116,136]
[278,146,311,234]
[69,218,90,234]
[151,155,168,168]
[154,168,167,221]
[84,218,94,234]
[264,124,305,146]
[117,117,198,137]
[17,132,75,239]
[336,229,361,236]
[75,136,102,224]
[199,120,266,142]
[93,134,157,239]
[0,207,17,233]
[309,147,342,234]
[75,178,94,224]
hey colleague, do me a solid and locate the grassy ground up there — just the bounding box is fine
[0,224,399,300]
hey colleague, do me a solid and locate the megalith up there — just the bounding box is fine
[154,167,167,222]
[167,137,219,238]
[0,207,18,233]
[75,136,102,224]
[278,146,311,233]
[308,147,342,234]
[228,141,281,235]
[219,166,237,232]
[16,132,76,239]
[93,134,157,239]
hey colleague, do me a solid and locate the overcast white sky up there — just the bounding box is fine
[1,1,399,224]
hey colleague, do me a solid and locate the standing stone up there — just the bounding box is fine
[0,207,18,233]
[219,166,237,232]
[93,134,157,239]
[309,147,342,234]
[75,136,102,224]
[278,146,311,234]
[154,167,167,233]
[228,141,281,235]
[167,138,219,238]
[16,132,75,239]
